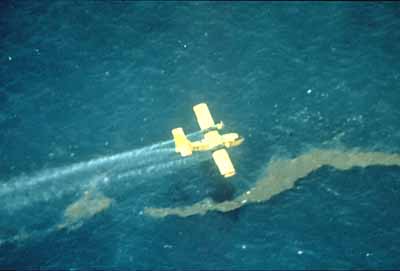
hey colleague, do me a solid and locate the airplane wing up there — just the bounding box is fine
[193,103,236,177]
[193,103,215,131]
[212,148,236,178]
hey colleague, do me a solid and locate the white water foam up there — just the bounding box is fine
[0,136,208,212]
[0,140,174,195]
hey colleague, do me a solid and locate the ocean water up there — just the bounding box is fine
[1,1,400,269]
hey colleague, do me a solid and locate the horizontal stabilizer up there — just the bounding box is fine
[172,128,193,157]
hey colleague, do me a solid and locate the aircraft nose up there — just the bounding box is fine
[236,136,244,145]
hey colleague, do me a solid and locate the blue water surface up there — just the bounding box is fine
[1,1,400,269]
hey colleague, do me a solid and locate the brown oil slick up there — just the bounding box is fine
[1,188,113,245]
[144,148,400,218]
[57,190,113,230]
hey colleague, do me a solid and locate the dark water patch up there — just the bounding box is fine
[0,114,21,130]
[0,91,8,106]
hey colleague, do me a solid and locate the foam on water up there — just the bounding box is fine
[0,135,207,212]
[0,135,211,245]
[0,140,174,195]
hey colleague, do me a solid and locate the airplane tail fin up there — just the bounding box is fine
[172,128,193,157]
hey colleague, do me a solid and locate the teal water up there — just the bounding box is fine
[0,2,400,269]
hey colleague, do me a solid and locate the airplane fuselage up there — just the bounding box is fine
[191,131,244,152]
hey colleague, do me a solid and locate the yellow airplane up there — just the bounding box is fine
[172,103,244,178]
